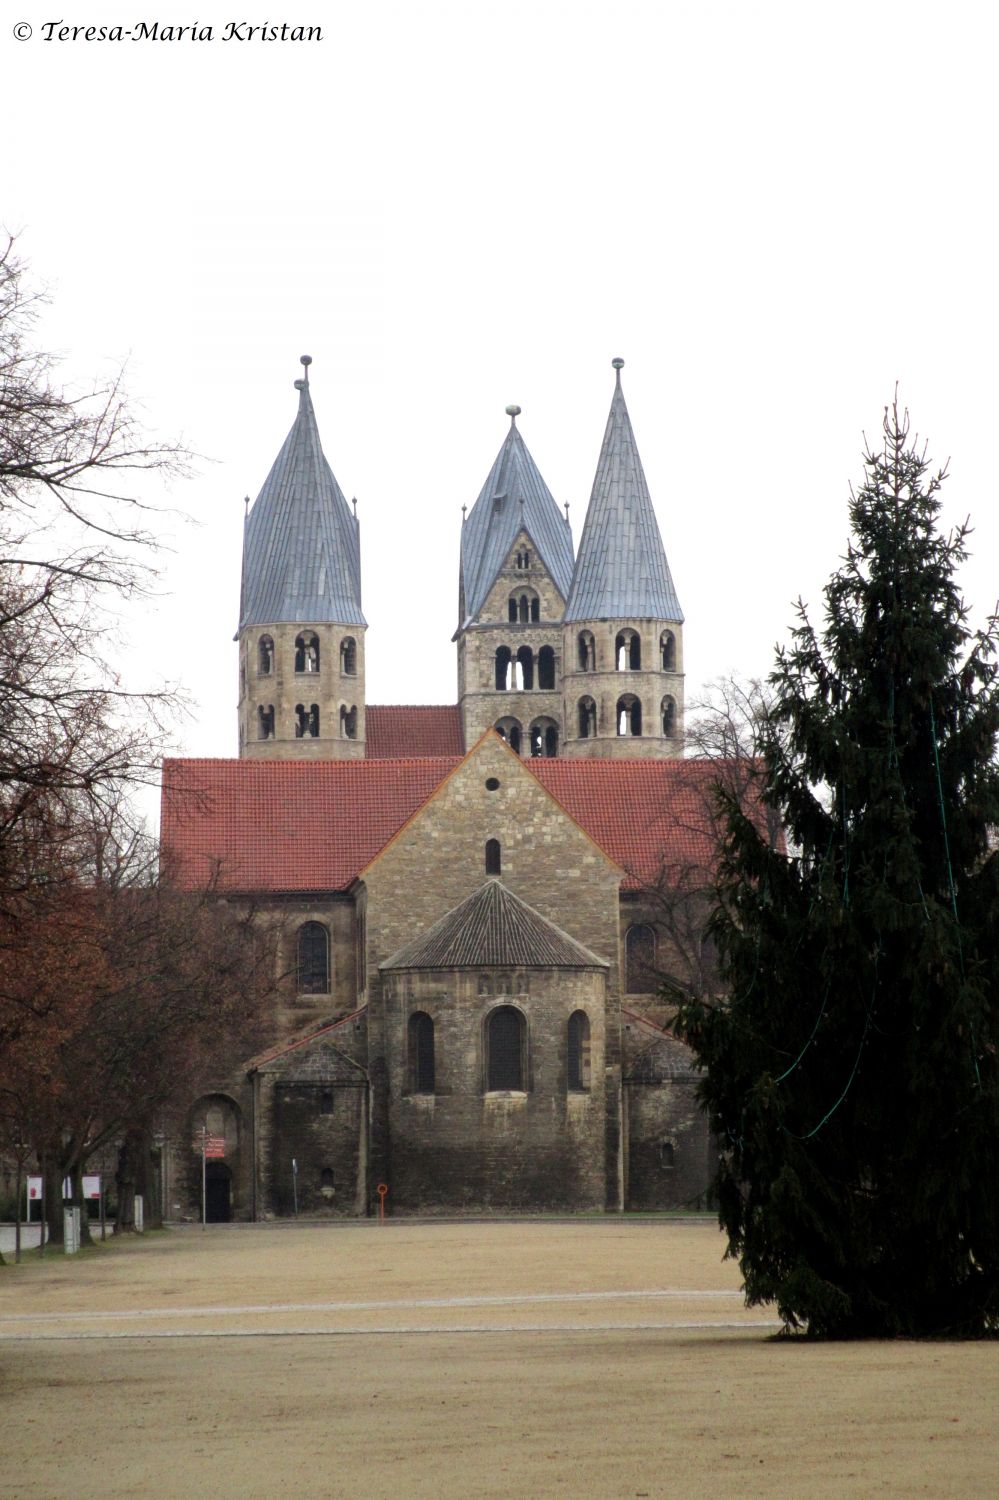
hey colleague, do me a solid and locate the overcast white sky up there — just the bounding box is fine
[5,1,999,822]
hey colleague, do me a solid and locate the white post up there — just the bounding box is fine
[134,1195,144,1234]
[201,1127,207,1229]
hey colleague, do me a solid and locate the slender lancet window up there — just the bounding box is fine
[567,1011,591,1091]
[487,1006,525,1091]
[297,922,330,994]
[408,1012,435,1094]
[625,924,657,993]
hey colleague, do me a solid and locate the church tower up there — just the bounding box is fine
[561,360,684,759]
[455,406,575,755]
[236,357,367,760]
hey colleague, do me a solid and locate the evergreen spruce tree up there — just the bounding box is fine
[678,401,999,1337]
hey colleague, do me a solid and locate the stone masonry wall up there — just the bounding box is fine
[459,530,567,754]
[382,968,607,1211]
[238,621,366,760]
[561,616,684,759]
[361,733,624,1207]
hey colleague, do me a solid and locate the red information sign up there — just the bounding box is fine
[194,1133,226,1159]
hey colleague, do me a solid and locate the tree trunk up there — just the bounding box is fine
[43,1154,63,1247]
[70,1161,93,1247]
[146,1140,163,1230]
[114,1132,139,1233]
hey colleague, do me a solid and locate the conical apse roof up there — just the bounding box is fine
[380,879,608,970]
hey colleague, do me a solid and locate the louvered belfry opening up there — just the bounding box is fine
[487,1006,524,1091]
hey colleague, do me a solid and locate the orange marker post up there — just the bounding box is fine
[376,1182,388,1222]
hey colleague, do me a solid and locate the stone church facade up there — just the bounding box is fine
[160,358,717,1221]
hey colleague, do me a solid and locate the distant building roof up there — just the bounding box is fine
[239,361,365,630]
[564,362,683,623]
[381,879,608,970]
[160,752,728,895]
[459,413,574,628]
[365,705,464,759]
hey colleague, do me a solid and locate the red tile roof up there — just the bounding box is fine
[161,757,459,891]
[528,757,729,890]
[366,705,464,758]
[161,751,738,895]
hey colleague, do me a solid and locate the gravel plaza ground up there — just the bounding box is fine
[0,1217,995,1499]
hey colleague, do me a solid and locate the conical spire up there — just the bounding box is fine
[459,407,574,628]
[564,360,682,622]
[239,357,365,629]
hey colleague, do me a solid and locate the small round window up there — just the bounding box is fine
[485,777,500,791]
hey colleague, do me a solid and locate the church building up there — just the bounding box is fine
[160,358,717,1221]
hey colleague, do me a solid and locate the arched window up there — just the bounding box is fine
[616,629,641,670]
[495,645,513,691]
[258,635,274,675]
[294,703,308,738]
[258,704,275,740]
[661,696,677,736]
[508,597,518,623]
[494,717,522,754]
[297,922,330,994]
[577,631,595,671]
[660,630,676,672]
[519,594,529,623]
[529,718,559,758]
[485,838,501,875]
[568,1011,591,1091]
[486,1006,526,1091]
[516,645,534,690]
[309,704,320,737]
[340,705,357,739]
[537,645,556,690]
[617,694,642,736]
[408,1012,435,1094]
[625,924,657,993]
[340,636,357,675]
[295,630,320,674]
[578,696,597,738]
[531,596,540,623]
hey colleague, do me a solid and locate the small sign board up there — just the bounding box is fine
[26,1175,101,1201]
[193,1134,226,1159]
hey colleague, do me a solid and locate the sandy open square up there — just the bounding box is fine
[0,1219,995,1499]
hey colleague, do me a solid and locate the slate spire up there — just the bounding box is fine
[564,360,682,622]
[238,357,365,630]
[458,407,574,628]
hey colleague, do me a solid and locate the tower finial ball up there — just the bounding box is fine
[612,357,624,370]
[505,404,522,418]
[300,355,312,367]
